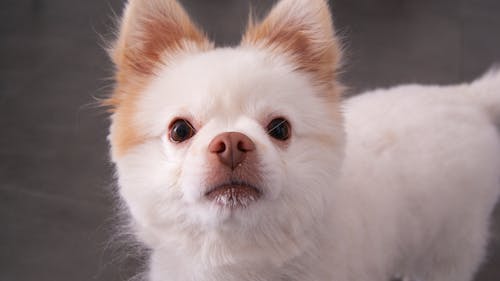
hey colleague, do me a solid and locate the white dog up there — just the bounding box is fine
[106,0,500,280]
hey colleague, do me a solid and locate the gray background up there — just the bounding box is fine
[1,0,499,280]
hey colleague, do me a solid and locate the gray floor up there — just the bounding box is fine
[1,0,499,280]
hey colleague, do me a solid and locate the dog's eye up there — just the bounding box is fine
[267,118,291,141]
[169,119,195,143]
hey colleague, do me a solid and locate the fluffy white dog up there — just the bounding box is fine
[106,0,500,280]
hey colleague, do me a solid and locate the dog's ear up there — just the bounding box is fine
[242,0,341,90]
[107,0,212,157]
[111,0,212,78]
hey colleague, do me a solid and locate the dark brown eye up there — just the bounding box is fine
[169,119,195,143]
[267,118,291,141]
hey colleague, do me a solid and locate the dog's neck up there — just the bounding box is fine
[145,217,335,281]
[149,246,330,281]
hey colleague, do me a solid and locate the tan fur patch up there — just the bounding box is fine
[241,0,342,97]
[112,0,212,77]
[108,0,213,157]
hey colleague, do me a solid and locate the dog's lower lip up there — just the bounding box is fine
[205,183,261,208]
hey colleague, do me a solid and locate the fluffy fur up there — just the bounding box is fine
[107,0,500,280]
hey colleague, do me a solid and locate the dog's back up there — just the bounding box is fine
[339,70,500,281]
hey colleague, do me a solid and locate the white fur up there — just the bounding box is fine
[337,74,500,281]
[113,47,345,281]
[111,44,500,280]
[109,3,500,281]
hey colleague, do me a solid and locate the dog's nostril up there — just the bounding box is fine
[237,139,254,152]
[237,141,246,152]
[215,142,226,153]
[209,138,227,154]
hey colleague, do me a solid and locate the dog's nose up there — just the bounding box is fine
[208,132,255,169]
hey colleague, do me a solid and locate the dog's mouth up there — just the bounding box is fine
[205,182,262,208]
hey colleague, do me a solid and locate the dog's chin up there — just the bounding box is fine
[205,182,263,209]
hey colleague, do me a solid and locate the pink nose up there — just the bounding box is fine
[208,132,255,169]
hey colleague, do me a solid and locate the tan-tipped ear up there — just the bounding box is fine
[242,0,341,89]
[112,0,212,77]
[106,0,213,157]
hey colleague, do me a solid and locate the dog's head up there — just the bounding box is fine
[108,0,344,264]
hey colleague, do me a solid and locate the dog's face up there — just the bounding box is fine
[108,0,344,261]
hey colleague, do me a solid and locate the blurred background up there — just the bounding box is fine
[1,0,499,280]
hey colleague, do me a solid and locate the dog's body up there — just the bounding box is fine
[107,0,500,280]
[337,75,500,281]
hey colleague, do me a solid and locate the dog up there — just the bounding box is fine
[105,0,500,280]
